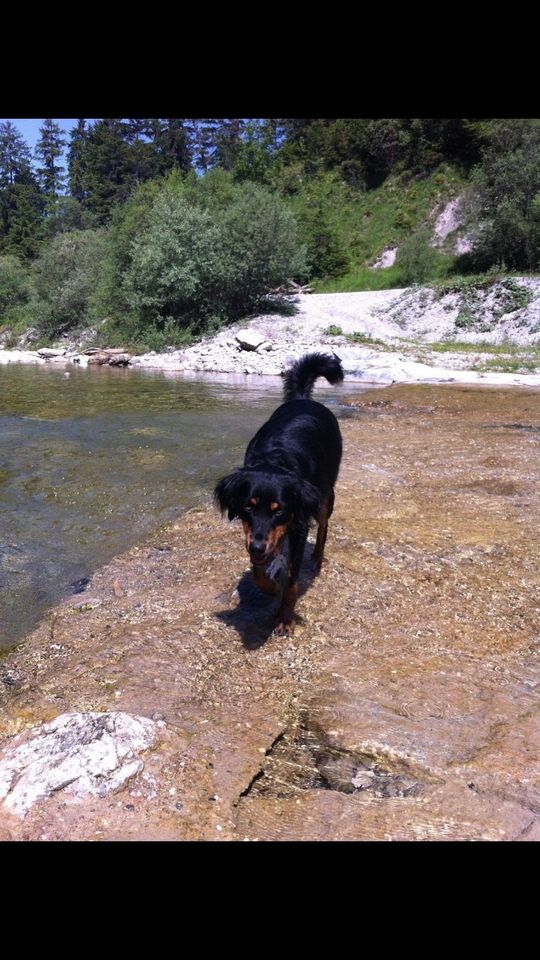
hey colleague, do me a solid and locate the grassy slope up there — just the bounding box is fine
[286,164,467,292]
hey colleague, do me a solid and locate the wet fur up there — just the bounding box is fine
[214,352,343,635]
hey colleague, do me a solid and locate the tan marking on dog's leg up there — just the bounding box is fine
[312,496,331,568]
[274,579,299,636]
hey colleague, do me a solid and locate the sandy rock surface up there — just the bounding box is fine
[1,383,538,841]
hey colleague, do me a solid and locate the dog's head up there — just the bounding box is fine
[214,468,319,566]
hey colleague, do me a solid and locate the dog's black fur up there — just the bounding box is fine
[214,352,343,635]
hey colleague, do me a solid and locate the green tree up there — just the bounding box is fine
[213,119,245,170]
[395,229,438,284]
[83,119,130,223]
[67,119,89,203]
[296,202,349,279]
[0,121,33,186]
[32,229,108,336]
[232,120,275,183]
[469,119,540,270]
[0,123,44,259]
[0,255,31,319]
[0,174,45,260]
[42,196,96,238]
[35,119,66,198]
[124,118,161,187]
[153,119,192,175]
[188,120,219,172]
[218,181,308,312]
[123,175,307,330]
[98,176,163,319]
[123,189,225,328]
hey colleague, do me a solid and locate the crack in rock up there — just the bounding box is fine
[241,715,436,801]
[0,711,161,817]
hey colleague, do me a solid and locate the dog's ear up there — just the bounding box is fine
[285,480,321,522]
[214,470,249,521]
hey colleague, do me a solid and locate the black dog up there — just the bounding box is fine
[214,352,343,635]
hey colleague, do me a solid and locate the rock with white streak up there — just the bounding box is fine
[0,711,160,817]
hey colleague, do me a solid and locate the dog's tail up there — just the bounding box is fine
[282,352,344,401]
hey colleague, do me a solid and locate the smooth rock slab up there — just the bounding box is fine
[0,711,159,817]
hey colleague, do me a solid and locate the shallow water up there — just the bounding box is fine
[0,363,364,649]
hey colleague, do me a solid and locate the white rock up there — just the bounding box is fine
[235,331,268,351]
[0,711,159,817]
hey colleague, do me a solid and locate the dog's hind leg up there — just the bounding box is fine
[274,522,308,636]
[312,489,335,569]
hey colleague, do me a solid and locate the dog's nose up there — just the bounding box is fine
[249,541,267,559]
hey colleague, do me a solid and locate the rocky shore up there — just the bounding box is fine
[2,284,540,387]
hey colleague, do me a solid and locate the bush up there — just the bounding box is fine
[219,182,308,312]
[296,204,349,280]
[0,255,31,322]
[124,192,225,329]
[32,229,108,337]
[395,229,438,284]
[124,178,308,331]
[469,120,540,271]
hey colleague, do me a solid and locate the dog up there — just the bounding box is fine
[214,352,344,636]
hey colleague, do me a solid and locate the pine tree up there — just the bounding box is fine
[154,119,191,174]
[0,121,33,186]
[188,120,219,172]
[35,119,67,198]
[83,119,130,223]
[213,119,245,171]
[0,124,44,258]
[123,119,161,187]
[0,173,45,259]
[67,119,89,203]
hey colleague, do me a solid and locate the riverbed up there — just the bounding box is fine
[1,381,539,840]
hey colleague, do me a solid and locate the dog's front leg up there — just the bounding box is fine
[274,522,308,636]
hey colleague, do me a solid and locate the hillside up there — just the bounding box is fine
[287,164,470,292]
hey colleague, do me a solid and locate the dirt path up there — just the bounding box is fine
[0,384,539,840]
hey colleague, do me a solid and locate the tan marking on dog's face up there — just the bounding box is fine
[270,502,280,512]
[249,497,259,506]
[266,523,289,553]
[242,519,253,550]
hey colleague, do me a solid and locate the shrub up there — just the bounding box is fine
[296,204,349,280]
[323,324,344,336]
[219,182,308,312]
[32,229,108,337]
[0,255,31,319]
[395,229,438,284]
[468,120,540,271]
[124,179,308,331]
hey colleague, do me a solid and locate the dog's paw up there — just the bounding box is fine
[273,620,295,637]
